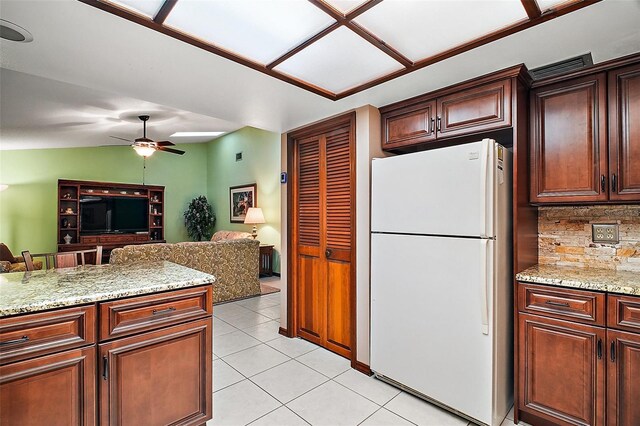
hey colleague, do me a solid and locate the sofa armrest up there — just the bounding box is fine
[14,256,24,263]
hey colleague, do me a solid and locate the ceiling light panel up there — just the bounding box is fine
[324,0,370,14]
[164,0,336,65]
[274,27,404,94]
[107,0,165,18]
[354,0,529,62]
[537,0,579,12]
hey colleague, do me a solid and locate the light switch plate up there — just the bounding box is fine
[592,224,619,244]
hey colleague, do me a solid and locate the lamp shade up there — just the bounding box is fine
[133,145,155,157]
[244,207,265,224]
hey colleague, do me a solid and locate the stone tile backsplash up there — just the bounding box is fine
[538,205,640,272]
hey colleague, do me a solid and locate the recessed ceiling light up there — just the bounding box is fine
[170,132,225,137]
[0,19,33,43]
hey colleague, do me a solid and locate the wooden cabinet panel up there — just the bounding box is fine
[100,318,212,426]
[608,63,640,201]
[518,283,605,326]
[0,346,96,426]
[518,313,605,426]
[99,285,212,341]
[326,259,351,358]
[297,254,323,344]
[608,295,640,333]
[0,305,95,365]
[607,330,640,426]
[437,79,511,137]
[382,101,436,149]
[530,73,608,203]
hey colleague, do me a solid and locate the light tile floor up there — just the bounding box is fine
[208,286,529,426]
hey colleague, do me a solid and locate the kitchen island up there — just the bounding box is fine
[0,261,215,426]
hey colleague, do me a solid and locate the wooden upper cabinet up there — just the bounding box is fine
[530,73,608,203]
[437,79,511,138]
[608,63,640,201]
[382,100,436,149]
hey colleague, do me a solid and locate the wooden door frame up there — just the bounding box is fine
[285,112,358,368]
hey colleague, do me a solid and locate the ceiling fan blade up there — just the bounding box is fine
[157,146,185,155]
[109,136,133,142]
[155,141,175,146]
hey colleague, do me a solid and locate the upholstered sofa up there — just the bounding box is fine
[109,237,260,303]
[0,243,43,273]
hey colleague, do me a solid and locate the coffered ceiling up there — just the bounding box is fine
[1,0,639,147]
[82,0,603,99]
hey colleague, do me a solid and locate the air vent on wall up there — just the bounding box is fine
[530,53,593,80]
[236,152,243,162]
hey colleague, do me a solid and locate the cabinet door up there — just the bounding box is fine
[0,346,96,426]
[100,318,212,426]
[608,63,640,201]
[381,100,437,150]
[530,73,608,203]
[607,330,640,426]
[518,313,605,426]
[436,79,511,138]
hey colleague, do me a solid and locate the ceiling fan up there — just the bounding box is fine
[110,115,185,156]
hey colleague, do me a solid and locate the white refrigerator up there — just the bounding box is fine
[370,139,513,426]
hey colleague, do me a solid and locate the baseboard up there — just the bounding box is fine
[352,360,372,376]
[278,327,290,337]
[272,272,281,277]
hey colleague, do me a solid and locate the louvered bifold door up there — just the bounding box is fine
[296,136,324,345]
[324,126,353,358]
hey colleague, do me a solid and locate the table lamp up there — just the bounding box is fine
[244,207,265,239]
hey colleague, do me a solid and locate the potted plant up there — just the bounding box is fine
[184,196,216,241]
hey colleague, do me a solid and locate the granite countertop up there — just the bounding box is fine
[0,261,215,317]
[516,264,640,296]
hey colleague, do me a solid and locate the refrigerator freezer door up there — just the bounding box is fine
[371,233,494,425]
[371,139,495,237]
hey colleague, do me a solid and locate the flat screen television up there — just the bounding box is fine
[80,196,148,234]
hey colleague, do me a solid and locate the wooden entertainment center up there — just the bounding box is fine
[57,179,165,261]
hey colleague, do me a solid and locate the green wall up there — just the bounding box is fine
[0,143,208,254]
[207,127,281,272]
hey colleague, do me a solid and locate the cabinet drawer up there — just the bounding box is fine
[81,236,99,244]
[608,294,640,332]
[99,285,212,341]
[0,305,96,365]
[518,282,605,325]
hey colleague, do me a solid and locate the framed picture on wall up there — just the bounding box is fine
[229,183,257,223]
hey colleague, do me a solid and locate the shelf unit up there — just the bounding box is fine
[57,180,165,259]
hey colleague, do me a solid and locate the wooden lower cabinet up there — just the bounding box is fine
[0,346,96,426]
[607,330,640,426]
[517,284,640,426]
[518,313,605,426]
[100,318,212,426]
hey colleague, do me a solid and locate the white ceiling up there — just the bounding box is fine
[0,0,639,150]
[0,68,242,150]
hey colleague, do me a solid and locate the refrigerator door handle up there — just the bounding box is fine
[479,139,490,238]
[480,239,490,335]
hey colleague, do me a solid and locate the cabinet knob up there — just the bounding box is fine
[325,249,333,258]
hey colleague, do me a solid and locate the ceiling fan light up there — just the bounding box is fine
[133,145,155,157]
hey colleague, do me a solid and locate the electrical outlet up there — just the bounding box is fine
[592,224,619,244]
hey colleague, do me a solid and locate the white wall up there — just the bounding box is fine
[279,106,384,366]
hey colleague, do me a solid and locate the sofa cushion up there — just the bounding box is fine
[109,243,173,264]
[211,230,252,242]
